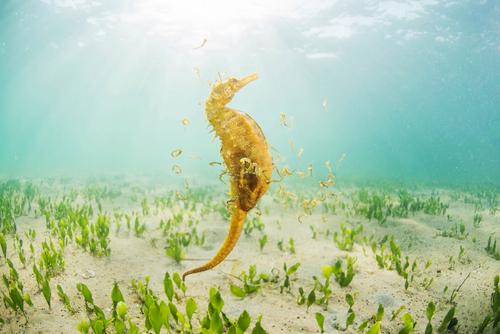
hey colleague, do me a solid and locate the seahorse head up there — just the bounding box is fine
[208,73,258,107]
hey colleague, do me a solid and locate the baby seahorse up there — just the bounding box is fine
[182,73,272,280]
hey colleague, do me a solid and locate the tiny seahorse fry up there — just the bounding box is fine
[182,73,272,280]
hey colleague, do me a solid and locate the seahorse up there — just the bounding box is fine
[182,73,272,280]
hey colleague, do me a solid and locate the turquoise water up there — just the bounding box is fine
[0,0,498,184]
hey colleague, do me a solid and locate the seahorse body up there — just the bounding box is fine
[182,73,272,280]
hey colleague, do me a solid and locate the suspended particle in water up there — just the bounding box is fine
[279,112,289,127]
[194,67,200,79]
[289,140,295,152]
[297,147,304,159]
[270,144,281,154]
[171,149,182,158]
[219,169,228,183]
[337,153,347,168]
[322,98,328,112]
[319,179,334,188]
[277,184,286,195]
[181,118,190,126]
[280,166,293,177]
[175,191,186,200]
[325,160,333,175]
[319,161,335,188]
[194,38,207,49]
[302,198,318,215]
[307,164,313,177]
[172,165,182,174]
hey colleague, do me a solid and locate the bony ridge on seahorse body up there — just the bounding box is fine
[182,73,272,280]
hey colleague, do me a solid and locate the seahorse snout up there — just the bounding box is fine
[236,73,258,89]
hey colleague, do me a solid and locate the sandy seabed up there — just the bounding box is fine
[0,177,498,334]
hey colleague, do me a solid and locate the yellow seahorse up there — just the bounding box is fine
[182,73,272,280]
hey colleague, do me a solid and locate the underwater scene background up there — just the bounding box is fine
[0,1,499,334]
[1,0,499,184]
